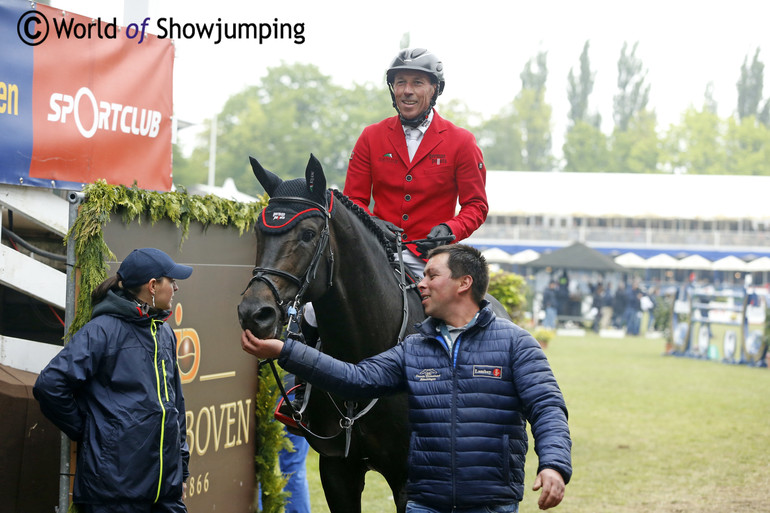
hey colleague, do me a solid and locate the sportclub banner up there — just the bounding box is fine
[0,0,174,191]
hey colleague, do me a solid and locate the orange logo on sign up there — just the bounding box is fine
[174,303,201,384]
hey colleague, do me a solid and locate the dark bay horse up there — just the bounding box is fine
[237,154,423,512]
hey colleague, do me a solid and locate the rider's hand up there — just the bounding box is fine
[241,330,284,359]
[415,224,454,256]
[371,216,402,234]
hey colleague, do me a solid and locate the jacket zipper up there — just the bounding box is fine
[150,320,167,503]
[450,333,463,508]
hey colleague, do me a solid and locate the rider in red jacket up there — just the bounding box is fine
[343,48,488,273]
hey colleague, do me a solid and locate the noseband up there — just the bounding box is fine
[241,195,334,328]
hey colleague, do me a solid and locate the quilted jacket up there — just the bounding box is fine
[279,303,571,508]
[34,290,189,504]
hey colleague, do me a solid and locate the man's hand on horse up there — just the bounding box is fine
[241,329,284,359]
[532,468,566,510]
[415,223,454,257]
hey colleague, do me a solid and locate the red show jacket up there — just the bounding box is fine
[343,111,488,253]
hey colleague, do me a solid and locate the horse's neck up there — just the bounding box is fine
[331,202,400,304]
[314,203,407,358]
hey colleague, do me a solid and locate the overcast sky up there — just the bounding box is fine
[51,0,769,158]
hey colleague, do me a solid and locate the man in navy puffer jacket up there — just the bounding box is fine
[242,244,571,512]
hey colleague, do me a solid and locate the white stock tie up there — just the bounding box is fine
[406,128,420,161]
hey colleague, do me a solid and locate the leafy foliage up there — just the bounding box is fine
[172,47,770,177]
[737,48,770,124]
[66,181,264,338]
[662,105,726,174]
[567,40,600,128]
[255,364,291,513]
[613,41,650,132]
[563,121,610,172]
[487,271,529,324]
[173,63,393,194]
[609,110,659,172]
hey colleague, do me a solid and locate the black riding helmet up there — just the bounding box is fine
[387,48,445,127]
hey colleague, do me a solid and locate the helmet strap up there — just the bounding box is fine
[389,84,439,128]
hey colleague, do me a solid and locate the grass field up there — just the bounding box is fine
[300,331,770,513]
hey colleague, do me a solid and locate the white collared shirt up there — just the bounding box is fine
[403,110,434,161]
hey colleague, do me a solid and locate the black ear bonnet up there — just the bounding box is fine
[257,180,333,234]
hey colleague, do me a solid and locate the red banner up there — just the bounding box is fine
[1,1,174,191]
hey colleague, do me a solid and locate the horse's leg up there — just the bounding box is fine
[319,455,366,513]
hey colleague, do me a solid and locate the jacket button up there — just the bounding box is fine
[405,194,411,201]
[403,234,408,241]
[402,214,409,221]
[405,175,413,182]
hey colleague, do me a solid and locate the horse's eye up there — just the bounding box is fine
[301,229,315,243]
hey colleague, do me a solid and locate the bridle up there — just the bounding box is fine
[241,194,334,330]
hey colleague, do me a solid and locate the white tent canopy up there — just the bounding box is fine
[614,252,647,268]
[482,248,515,264]
[712,255,749,271]
[510,249,540,264]
[676,254,713,270]
[746,256,770,272]
[644,253,681,269]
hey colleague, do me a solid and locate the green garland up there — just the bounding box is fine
[255,364,291,511]
[64,180,289,512]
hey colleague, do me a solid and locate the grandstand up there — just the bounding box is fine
[469,171,770,285]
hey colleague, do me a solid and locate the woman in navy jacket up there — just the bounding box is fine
[242,245,572,512]
[34,248,193,513]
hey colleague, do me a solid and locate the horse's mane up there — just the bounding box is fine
[332,189,395,264]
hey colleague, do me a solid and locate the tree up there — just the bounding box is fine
[515,89,554,170]
[609,110,659,173]
[567,40,600,128]
[610,42,658,172]
[563,40,605,171]
[562,121,610,172]
[613,41,650,132]
[173,63,392,194]
[477,104,523,170]
[517,51,554,170]
[476,51,553,170]
[725,116,770,174]
[737,48,770,126]
[662,105,726,174]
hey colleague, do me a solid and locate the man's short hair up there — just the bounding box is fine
[427,244,489,304]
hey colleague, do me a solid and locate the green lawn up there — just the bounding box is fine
[300,332,770,512]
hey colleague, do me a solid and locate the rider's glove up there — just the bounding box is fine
[415,224,454,257]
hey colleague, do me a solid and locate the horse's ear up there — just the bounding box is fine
[250,156,282,197]
[305,154,327,202]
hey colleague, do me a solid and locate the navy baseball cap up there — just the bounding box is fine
[117,248,193,289]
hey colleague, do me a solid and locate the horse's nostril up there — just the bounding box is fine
[255,306,276,323]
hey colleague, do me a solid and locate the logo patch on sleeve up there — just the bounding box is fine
[473,365,502,379]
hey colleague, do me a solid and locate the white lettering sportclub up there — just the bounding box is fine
[47,86,162,139]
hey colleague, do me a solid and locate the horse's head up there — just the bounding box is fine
[237,154,333,338]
